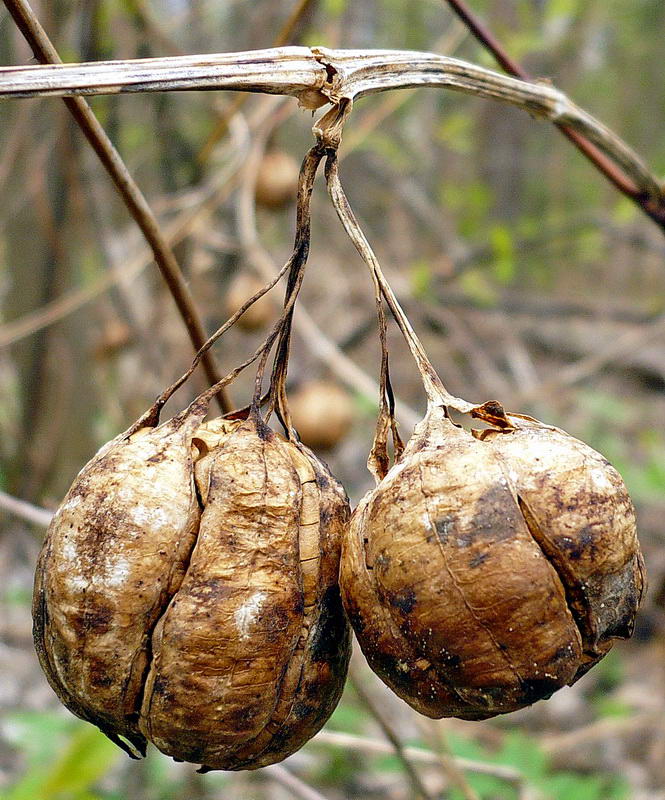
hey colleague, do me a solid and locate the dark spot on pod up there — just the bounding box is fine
[75,604,113,634]
[466,485,519,545]
[434,516,454,544]
[518,676,562,706]
[309,586,347,663]
[87,657,114,688]
[469,552,488,568]
[368,650,415,693]
[388,588,416,614]
[293,702,316,720]
[315,472,331,491]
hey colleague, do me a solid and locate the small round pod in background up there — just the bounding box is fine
[225,273,274,332]
[255,150,300,210]
[340,405,645,720]
[290,381,355,451]
[139,414,352,770]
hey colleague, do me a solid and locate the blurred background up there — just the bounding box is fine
[2,0,665,797]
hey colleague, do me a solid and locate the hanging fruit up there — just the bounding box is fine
[33,146,352,770]
[255,150,300,210]
[324,152,645,720]
[225,273,274,332]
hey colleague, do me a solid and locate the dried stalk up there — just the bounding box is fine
[0,489,54,527]
[1,47,661,206]
[2,0,231,411]
[264,764,331,800]
[312,730,523,784]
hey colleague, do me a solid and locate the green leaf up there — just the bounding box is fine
[410,260,432,299]
[459,270,497,308]
[41,726,121,798]
[489,224,515,284]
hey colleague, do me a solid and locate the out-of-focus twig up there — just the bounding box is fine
[263,764,331,800]
[2,0,231,411]
[0,114,250,349]
[348,669,436,800]
[415,718,480,800]
[515,310,665,406]
[197,0,316,163]
[0,490,54,527]
[442,0,665,232]
[311,729,524,784]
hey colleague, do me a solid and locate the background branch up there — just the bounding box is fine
[442,0,665,231]
[2,0,231,411]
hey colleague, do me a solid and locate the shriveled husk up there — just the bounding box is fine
[140,414,351,770]
[33,408,351,769]
[33,406,206,756]
[340,405,645,720]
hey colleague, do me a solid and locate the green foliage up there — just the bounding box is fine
[489,224,515,285]
[410,259,432,299]
[575,390,665,504]
[447,730,629,800]
[1,713,120,800]
[323,0,347,18]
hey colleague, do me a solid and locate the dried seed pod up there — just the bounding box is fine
[225,274,274,332]
[340,405,645,720]
[290,381,355,450]
[140,415,351,769]
[33,410,351,769]
[33,408,207,756]
[255,150,300,210]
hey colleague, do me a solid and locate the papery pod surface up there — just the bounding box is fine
[33,407,206,755]
[340,405,645,720]
[33,409,351,769]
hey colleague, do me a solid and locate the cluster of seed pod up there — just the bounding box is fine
[33,141,646,774]
[34,403,351,770]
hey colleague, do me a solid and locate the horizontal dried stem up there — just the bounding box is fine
[0,46,661,203]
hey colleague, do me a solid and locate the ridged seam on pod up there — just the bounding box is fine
[33,409,351,770]
[340,405,645,720]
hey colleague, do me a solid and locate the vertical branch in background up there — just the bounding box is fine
[349,670,436,800]
[442,0,665,232]
[197,0,317,163]
[2,0,232,413]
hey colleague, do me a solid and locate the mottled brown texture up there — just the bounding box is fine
[32,409,207,755]
[33,410,351,770]
[340,405,645,719]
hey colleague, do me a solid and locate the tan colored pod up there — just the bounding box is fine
[341,405,645,720]
[139,415,351,770]
[255,150,300,210]
[34,409,351,770]
[33,408,207,756]
[290,381,355,450]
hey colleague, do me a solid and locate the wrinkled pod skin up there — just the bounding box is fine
[340,405,645,720]
[33,409,351,769]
